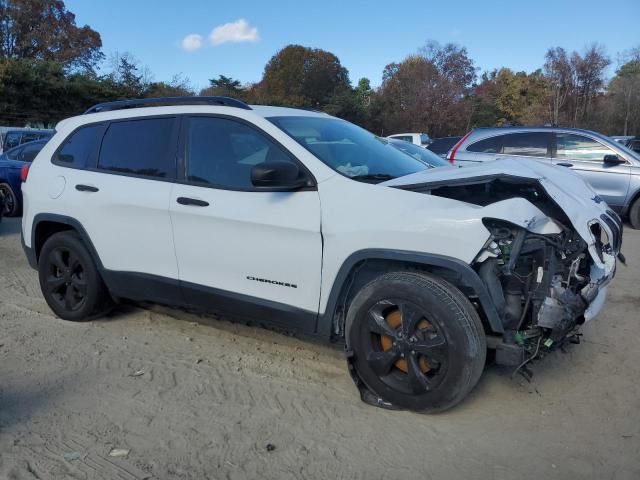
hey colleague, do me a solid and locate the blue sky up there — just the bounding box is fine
[66,0,639,91]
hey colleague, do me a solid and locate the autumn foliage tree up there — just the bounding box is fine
[378,42,476,136]
[0,0,103,71]
[255,45,351,107]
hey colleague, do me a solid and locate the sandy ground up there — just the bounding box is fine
[0,217,638,480]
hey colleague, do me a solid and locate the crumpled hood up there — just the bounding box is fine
[382,158,619,271]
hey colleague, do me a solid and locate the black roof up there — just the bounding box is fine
[84,96,252,114]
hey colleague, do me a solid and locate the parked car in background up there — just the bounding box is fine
[387,138,451,168]
[611,135,634,145]
[20,96,621,412]
[448,127,640,228]
[614,136,640,154]
[1,128,53,153]
[426,136,462,158]
[386,132,431,147]
[0,139,48,216]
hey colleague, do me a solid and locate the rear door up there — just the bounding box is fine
[551,132,630,209]
[169,115,322,330]
[53,117,181,299]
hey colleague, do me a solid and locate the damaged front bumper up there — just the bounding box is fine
[477,208,622,371]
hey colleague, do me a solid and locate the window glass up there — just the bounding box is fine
[21,133,41,144]
[269,116,426,183]
[6,146,25,160]
[630,140,640,153]
[186,117,296,189]
[427,137,460,154]
[99,118,175,178]
[556,134,614,162]
[54,124,105,168]
[393,135,413,143]
[420,134,430,145]
[502,133,549,157]
[19,142,44,162]
[388,139,449,168]
[467,135,501,153]
[4,132,21,150]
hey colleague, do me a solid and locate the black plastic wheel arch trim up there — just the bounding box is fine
[316,249,504,338]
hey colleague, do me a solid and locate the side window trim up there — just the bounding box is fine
[179,114,317,192]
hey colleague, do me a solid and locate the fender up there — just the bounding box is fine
[316,249,504,338]
[29,213,106,270]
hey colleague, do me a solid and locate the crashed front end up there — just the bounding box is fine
[388,164,623,374]
[477,212,621,372]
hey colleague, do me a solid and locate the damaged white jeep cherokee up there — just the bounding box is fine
[21,97,623,412]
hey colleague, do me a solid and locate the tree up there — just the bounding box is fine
[200,74,243,97]
[106,52,146,97]
[544,47,573,125]
[608,60,640,135]
[571,44,610,125]
[378,42,476,136]
[257,44,351,107]
[0,0,103,71]
[145,74,194,98]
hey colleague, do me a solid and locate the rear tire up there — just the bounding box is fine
[628,198,640,230]
[38,231,113,321]
[0,182,19,217]
[346,271,486,413]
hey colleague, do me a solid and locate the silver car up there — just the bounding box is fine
[448,127,640,228]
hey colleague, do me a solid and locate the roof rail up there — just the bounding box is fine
[83,96,252,114]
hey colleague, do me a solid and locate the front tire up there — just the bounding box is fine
[38,231,112,321]
[346,271,486,413]
[628,197,640,230]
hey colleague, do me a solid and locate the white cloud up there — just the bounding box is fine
[209,19,259,46]
[181,34,203,52]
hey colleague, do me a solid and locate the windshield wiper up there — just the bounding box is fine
[350,173,396,183]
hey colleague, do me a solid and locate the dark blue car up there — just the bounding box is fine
[0,140,48,217]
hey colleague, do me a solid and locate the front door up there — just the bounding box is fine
[169,116,323,332]
[551,132,630,210]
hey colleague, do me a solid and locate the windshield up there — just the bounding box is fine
[268,116,427,182]
[388,139,449,168]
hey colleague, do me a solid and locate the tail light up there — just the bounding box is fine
[447,131,472,164]
[20,164,30,182]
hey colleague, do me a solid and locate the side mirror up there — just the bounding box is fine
[251,161,307,190]
[604,154,625,165]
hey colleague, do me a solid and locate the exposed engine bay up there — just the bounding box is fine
[399,174,624,378]
[477,220,593,375]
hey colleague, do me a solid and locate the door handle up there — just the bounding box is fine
[556,162,573,167]
[75,184,99,192]
[176,197,209,207]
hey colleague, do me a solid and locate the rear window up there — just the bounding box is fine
[98,118,176,179]
[467,135,501,153]
[54,124,106,169]
[428,137,460,154]
[502,132,549,157]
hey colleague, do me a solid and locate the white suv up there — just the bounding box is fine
[21,97,622,412]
